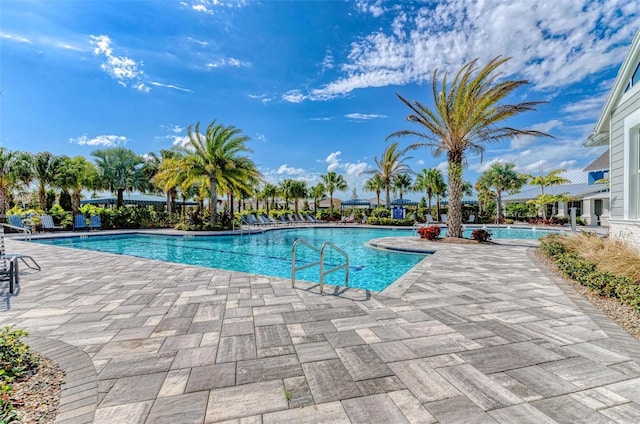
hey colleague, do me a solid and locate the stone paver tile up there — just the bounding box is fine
[371,325,412,341]
[569,387,630,410]
[475,320,532,343]
[158,369,190,397]
[425,395,499,424]
[532,395,612,424]
[193,303,225,322]
[217,335,257,363]
[146,391,208,424]
[488,403,557,424]
[437,363,523,411]
[201,331,221,347]
[600,403,640,423]
[371,341,418,363]
[356,376,405,396]
[336,345,393,381]
[283,376,314,408]
[215,416,262,424]
[605,377,640,403]
[93,400,152,424]
[326,330,366,348]
[253,313,284,327]
[422,353,466,368]
[255,324,292,349]
[257,345,296,358]
[309,305,367,321]
[282,310,314,324]
[221,321,255,337]
[565,342,631,365]
[403,333,482,358]
[388,390,436,424]
[401,321,455,338]
[100,372,166,407]
[295,341,338,363]
[205,380,288,422]
[171,346,218,370]
[302,320,337,336]
[388,359,459,403]
[458,341,563,373]
[263,401,350,424]
[236,354,303,385]
[490,373,543,402]
[342,393,410,423]
[302,359,362,404]
[160,333,203,351]
[331,315,378,332]
[93,338,164,359]
[185,363,236,392]
[97,352,176,379]
[541,357,629,389]
[505,365,577,398]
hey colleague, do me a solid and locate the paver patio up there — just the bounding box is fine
[1,232,639,423]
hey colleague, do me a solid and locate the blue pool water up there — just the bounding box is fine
[35,226,561,291]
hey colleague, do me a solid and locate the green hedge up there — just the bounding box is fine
[540,238,640,312]
[366,217,414,226]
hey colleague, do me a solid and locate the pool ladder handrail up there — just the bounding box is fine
[291,239,349,293]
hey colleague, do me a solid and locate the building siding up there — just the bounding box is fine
[609,219,640,253]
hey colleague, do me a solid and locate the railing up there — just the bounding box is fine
[291,239,349,293]
[1,223,31,241]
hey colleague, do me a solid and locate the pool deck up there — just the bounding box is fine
[2,230,639,423]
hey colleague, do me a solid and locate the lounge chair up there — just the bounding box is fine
[40,214,63,231]
[74,215,89,231]
[467,214,476,224]
[425,214,436,224]
[266,215,282,226]
[440,214,448,224]
[89,215,102,230]
[341,214,356,224]
[0,226,40,293]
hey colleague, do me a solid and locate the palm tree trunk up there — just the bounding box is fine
[39,184,46,210]
[166,192,172,215]
[0,183,8,215]
[329,192,334,215]
[447,160,464,238]
[376,191,381,208]
[496,191,502,223]
[210,177,217,223]
[385,187,390,208]
[117,188,124,208]
[72,189,81,215]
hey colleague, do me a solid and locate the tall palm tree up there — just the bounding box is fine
[261,183,278,212]
[321,171,347,214]
[309,183,326,213]
[478,162,528,221]
[145,149,182,214]
[528,168,570,220]
[55,156,97,214]
[433,173,447,219]
[179,120,255,223]
[364,174,384,207]
[392,174,413,200]
[475,177,496,215]
[92,147,147,208]
[388,56,552,237]
[289,180,307,213]
[413,168,443,213]
[0,149,31,214]
[362,142,412,208]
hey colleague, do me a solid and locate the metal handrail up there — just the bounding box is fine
[292,239,350,292]
[319,241,349,293]
[291,239,322,288]
[1,223,31,241]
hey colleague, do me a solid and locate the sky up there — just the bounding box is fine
[1,0,638,200]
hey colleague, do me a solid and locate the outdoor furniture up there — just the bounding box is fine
[425,214,436,224]
[40,214,63,231]
[89,215,102,230]
[73,215,89,231]
[0,226,40,294]
[440,214,448,224]
[468,214,476,223]
[4,215,32,240]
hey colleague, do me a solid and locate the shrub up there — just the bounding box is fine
[367,217,414,226]
[1,327,39,423]
[417,225,440,240]
[471,229,492,242]
[370,207,391,218]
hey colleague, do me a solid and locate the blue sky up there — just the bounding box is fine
[1,0,638,200]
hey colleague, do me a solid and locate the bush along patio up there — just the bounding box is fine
[0,327,39,423]
[540,234,640,313]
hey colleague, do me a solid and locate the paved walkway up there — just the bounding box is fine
[1,233,639,423]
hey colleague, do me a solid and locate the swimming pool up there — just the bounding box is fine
[35,228,427,291]
[34,226,562,291]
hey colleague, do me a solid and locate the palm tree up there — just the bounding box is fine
[309,183,326,213]
[145,149,182,214]
[279,179,294,209]
[392,174,413,200]
[30,152,62,210]
[261,183,278,212]
[321,171,347,214]
[364,174,384,207]
[179,120,255,223]
[362,142,412,208]
[55,156,97,214]
[289,180,307,213]
[478,162,528,221]
[388,56,552,237]
[433,173,447,219]
[0,149,32,214]
[413,168,443,213]
[92,147,147,208]
[528,168,570,220]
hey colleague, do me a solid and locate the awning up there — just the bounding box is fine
[81,194,198,206]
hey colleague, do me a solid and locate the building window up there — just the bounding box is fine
[567,201,582,217]
[624,62,640,93]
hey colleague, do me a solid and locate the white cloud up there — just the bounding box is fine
[207,58,250,68]
[561,92,609,121]
[0,32,32,44]
[90,35,149,92]
[310,117,332,121]
[150,81,193,93]
[184,0,248,14]
[248,93,273,103]
[559,160,577,169]
[416,159,425,166]
[292,1,638,101]
[277,164,305,175]
[172,135,191,147]
[282,90,306,103]
[70,134,129,147]
[345,113,387,120]
[510,119,563,149]
[326,151,342,171]
[322,51,334,71]
[255,133,267,142]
